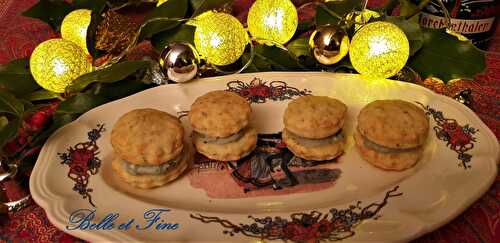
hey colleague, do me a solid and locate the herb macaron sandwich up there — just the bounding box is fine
[282,95,347,161]
[111,108,191,189]
[189,90,257,161]
[354,100,429,171]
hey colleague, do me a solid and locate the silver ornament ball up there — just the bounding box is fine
[160,42,199,83]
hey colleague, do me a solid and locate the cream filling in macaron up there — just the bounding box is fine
[287,129,344,146]
[194,127,246,145]
[359,130,420,153]
[121,150,184,175]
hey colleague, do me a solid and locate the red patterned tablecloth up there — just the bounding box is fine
[0,0,498,242]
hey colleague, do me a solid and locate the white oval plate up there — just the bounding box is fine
[30,72,499,243]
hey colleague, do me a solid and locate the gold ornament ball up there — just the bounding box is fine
[30,39,92,93]
[194,12,248,66]
[157,0,168,6]
[61,9,92,54]
[247,0,298,44]
[309,25,350,65]
[349,22,409,79]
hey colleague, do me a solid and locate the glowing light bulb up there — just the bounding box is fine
[53,58,69,76]
[30,39,92,93]
[349,22,409,79]
[157,0,168,6]
[368,37,390,56]
[247,0,298,44]
[209,34,223,48]
[264,9,285,31]
[61,9,91,53]
[193,12,248,66]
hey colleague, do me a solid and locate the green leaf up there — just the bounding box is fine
[241,53,261,72]
[385,16,424,56]
[67,61,149,92]
[315,4,341,26]
[53,112,79,126]
[242,52,273,72]
[400,0,433,19]
[0,91,24,116]
[22,0,72,31]
[297,21,314,34]
[22,0,108,32]
[68,78,148,114]
[287,37,311,58]
[32,75,149,146]
[190,0,204,10]
[30,62,151,147]
[408,28,486,81]
[53,113,79,128]
[139,0,189,40]
[398,0,419,18]
[0,59,41,97]
[92,77,149,100]
[0,119,21,148]
[316,0,365,25]
[23,90,60,102]
[57,92,108,114]
[30,90,113,147]
[31,73,115,147]
[331,56,355,72]
[325,0,364,16]
[72,0,107,13]
[190,0,232,17]
[243,45,306,72]
[257,45,307,71]
[151,24,196,51]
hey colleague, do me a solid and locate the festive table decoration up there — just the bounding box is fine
[247,0,298,44]
[0,0,490,216]
[61,9,92,54]
[29,38,92,93]
[349,21,410,78]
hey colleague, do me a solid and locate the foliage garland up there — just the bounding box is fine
[0,0,486,175]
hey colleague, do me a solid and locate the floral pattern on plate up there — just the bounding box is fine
[417,102,477,169]
[58,124,105,207]
[191,186,402,242]
[226,78,311,103]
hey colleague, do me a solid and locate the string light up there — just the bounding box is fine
[349,22,409,79]
[194,12,248,66]
[30,39,92,93]
[247,0,298,44]
[61,9,92,53]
